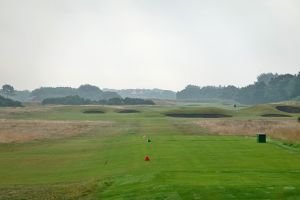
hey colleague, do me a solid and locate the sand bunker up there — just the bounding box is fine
[261,114,291,117]
[117,109,140,113]
[276,106,300,113]
[166,113,232,118]
[82,109,105,114]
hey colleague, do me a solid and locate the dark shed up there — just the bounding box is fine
[257,133,266,143]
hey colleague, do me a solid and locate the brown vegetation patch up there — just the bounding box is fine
[194,119,300,142]
[0,179,98,200]
[276,105,300,113]
[0,106,51,117]
[166,113,232,118]
[0,119,113,143]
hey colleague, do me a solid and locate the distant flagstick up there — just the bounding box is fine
[144,135,151,161]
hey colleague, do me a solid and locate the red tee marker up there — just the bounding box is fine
[144,155,150,161]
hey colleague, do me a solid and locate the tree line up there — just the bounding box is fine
[42,95,155,105]
[0,84,120,102]
[2,72,300,106]
[177,72,300,104]
[31,84,120,101]
[104,88,176,99]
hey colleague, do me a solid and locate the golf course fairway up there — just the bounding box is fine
[0,104,299,199]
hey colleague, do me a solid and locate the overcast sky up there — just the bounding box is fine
[0,0,299,91]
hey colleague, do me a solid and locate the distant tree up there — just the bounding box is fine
[42,95,92,105]
[31,87,76,101]
[176,85,201,100]
[31,85,120,101]
[199,86,221,99]
[78,84,102,93]
[41,96,154,105]
[1,84,15,97]
[0,95,22,107]
[264,74,295,102]
[290,72,300,98]
[105,88,176,99]
[123,97,155,105]
[11,90,32,102]
[177,85,238,101]
[219,85,239,100]
[102,91,121,100]
[177,72,300,104]
[257,73,277,85]
[107,98,124,105]
[77,84,121,100]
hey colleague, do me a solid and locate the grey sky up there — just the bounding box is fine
[0,0,299,91]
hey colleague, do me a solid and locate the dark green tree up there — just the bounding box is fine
[257,73,277,85]
[0,95,22,107]
[290,72,300,99]
[1,84,15,97]
[176,85,202,100]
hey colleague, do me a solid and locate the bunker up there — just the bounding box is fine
[257,133,266,143]
[82,109,105,114]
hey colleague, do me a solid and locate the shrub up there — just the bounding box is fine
[42,95,91,105]
[0,95,22,107]
[42,96,155,105]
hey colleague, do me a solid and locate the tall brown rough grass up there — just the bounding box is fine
[194,119,300,142]
[0,119,113,143]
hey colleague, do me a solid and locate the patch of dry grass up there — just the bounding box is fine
[0,119,113,143]
[194,119,300,142]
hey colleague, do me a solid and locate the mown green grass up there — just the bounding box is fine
[0,104,300,199]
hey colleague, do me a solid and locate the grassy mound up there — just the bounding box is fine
[240,104,278,114]
[276,105,300,113]
[165,107,233,118]
[116,109,140,113]
[261,113,291,117]
[240,104,297,117]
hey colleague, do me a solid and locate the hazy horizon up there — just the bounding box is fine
[1,0,300,91]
